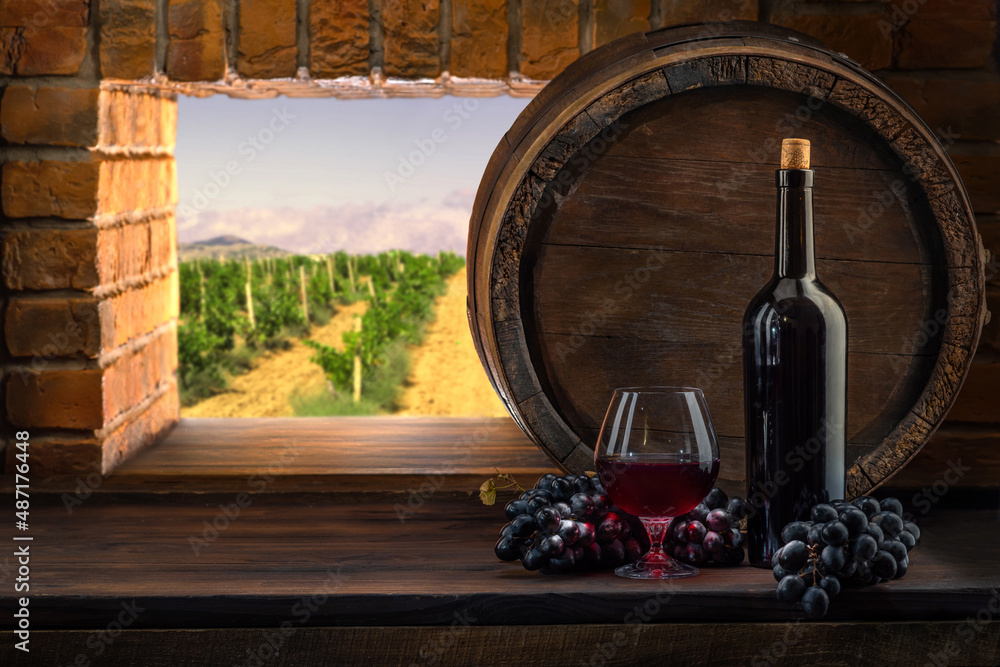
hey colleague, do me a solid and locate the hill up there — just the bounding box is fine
[178,235,290,262]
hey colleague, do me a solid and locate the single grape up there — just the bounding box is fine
[838,559,857,579]
[852,560,875,586]
[726,496,749,519]
[686,520,708,543]
[819,575,841,598]
[851,534,878,562]
[778,540,809,571]
[672,520,690,542]
[821,521,849,547]
[810,504,838,523]
[591,494,609,515]
[703,531,724,554]
[898,530,916,551]
[839,507,868,536]
[538,534,566,558]
[801,586,830,619]
[557,519,581,546]
[495,536,520,561]
[706,509,733,532]
[903,521,921,542]
[576,521,596,547]
[773,563,791,582]
[853,496,880,519]
[521,548,548,571]
[572,474,594,494]
[534,474,557,491]
[865,523,885,543]
[550,477,574,502]
[871,550,897,579]
[500,522,514,538]
[776,575,807,602]
[894,556,909,579]
[873,513,903,539]
[807,524,825,546]
[820,545,846,573]
[704,487,728,510]
[535,506,561,534]
[598,513,625,543]
[511,514,537,538]
[781,521,812,545]
[569,493,595,520]
[681,543,705,565]
[727,528,744,549]
[879,498,904,516]
[505,499,529,520]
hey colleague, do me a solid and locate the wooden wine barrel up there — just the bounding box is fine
[467,22,988,499]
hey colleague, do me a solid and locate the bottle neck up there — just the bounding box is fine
[774,169,816,280]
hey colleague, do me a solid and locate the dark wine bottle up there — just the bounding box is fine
[743,138,847,568]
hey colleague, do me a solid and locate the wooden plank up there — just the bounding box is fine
[0,497,997,629]
[530,245,943,357]
[7,621,1000,666]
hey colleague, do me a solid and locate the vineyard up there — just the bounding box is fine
[178,249,465,415]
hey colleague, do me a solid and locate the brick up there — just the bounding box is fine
[0,0,90,27]
[1,84,98,146]
[4,272,177,358]
[770,13,892,71]
[450,0,506,79]
[521,0,579,80]
[659,0,758,26]
[946,362,1000,422]
[309,0,369,78]
[594,0,649,47]
[99,157,177,214]
[238,0,297,79]
[2,215,176,291]
[880,70,1000,142]
[6,326,177,430]
[167,0,225,81]
[99,89,178,151]
[1,160,99,219]
[949,143,1000,215]
[11,384,179,477]
[0,28,23,75]
[14,26,86,74]
[382,0,441,78]
[895,19,996,69]
[99,0,155,79]
[4,297,101,357]
[98,272,180,351]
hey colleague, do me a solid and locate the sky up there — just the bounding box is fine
[175,94,532,254]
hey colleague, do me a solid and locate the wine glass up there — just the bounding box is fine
[595,387,720,579]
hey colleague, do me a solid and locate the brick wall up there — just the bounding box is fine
[0,0,997,482]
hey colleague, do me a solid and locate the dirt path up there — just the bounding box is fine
[397,267,509,417]
[181,301,367,418]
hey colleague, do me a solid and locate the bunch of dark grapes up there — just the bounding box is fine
[773,496,920,619]
[494,473,650,574]
[665,487,748,566]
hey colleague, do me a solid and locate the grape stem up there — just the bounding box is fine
[491,469,526,493]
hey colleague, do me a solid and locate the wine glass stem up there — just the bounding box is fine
[641,518,672,560]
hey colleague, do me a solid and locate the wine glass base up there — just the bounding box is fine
[614,558,699,580]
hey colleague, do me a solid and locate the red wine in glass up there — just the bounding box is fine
[595,388,721,579]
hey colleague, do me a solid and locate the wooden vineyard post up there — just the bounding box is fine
[327,255,336,294]
[347,256,356,293]
[299,265,310,324]
[353,318,362,403]
[367,277,376,300]
[198,264,206,320]
[244,257,255,329]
